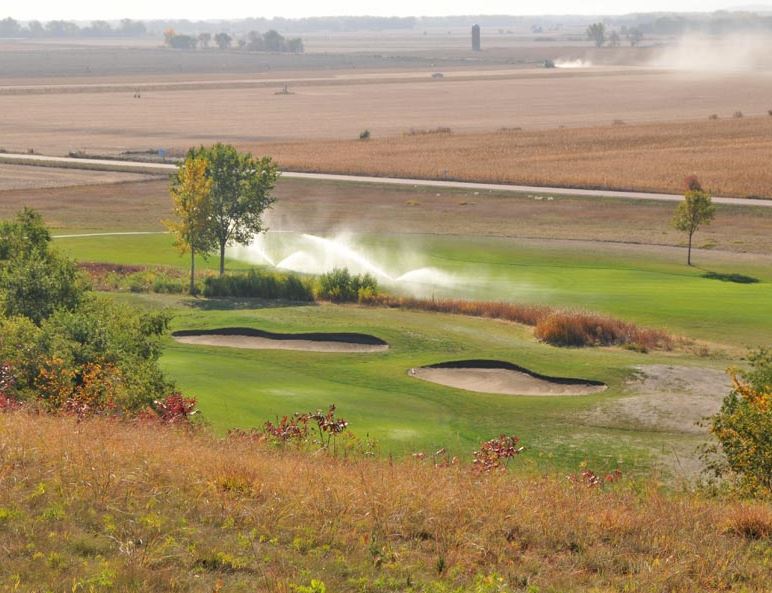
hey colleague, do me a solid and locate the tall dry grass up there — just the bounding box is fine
[247,117,772,198]
[0,413,769,592]
[362,294,674,351]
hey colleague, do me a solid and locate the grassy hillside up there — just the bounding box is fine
[1,413,769,593]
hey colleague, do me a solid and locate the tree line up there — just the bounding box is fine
[0,17,146,38]
[163,28,303,52]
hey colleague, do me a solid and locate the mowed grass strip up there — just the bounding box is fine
[247,116,772,198]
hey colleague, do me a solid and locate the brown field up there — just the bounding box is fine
[2,175,771,255]
[0,178,169,231]
[0,163,158,191]
[2,66,772,160]
[250,116,772,198]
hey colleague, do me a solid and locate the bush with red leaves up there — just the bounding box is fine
[263,415,309,443]
[153,393,198,424]
[568,468,623,488]
[473,435,524,473]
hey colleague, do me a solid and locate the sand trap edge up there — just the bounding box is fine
[411,359,607,396]
[424,360,607,387]
[171,327,389,353]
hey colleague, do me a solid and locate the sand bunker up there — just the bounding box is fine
[172,328,388,353]
[411,360,607,396]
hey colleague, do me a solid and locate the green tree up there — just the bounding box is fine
[706,349,772,498]
[672,178,715,266]
[586,22,606,47]
[165,157,215,294]
[0,209,84,324]
[198,32,211,48]
[186,144,279,275]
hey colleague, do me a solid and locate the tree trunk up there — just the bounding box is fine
[190,247,196,295]
[687,230,693,266]
[219,241,226,276]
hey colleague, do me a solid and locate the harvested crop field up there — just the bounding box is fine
[172,328,389,353]
[0,163,158,191]
[412,360,607,396]
[0,177,169,231]
[250,116,772,198]
[3,68,772,159]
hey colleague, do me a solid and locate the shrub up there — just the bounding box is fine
[709,113,719,120]
[733,111,744,119]
[534,311,672,350]
[203,269,314,301]
[359,129,371,140]
[0,209,85,324]
[472,435,524,473]
[152,393,199,424]
[316,268,378,303]
[706,349,771,497]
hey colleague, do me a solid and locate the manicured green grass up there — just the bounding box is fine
[57,231,772,347]
[148,296,726,474]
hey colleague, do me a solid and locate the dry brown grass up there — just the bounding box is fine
[362,295,675,351]
[0,412,769,592]
[249,117,772,198]
[0,164,157,191]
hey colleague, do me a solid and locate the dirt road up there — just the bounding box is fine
[2,152,771,208]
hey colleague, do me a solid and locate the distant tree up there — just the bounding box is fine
[0,17,21,37]
[26,20,45,37]
[245,30,265,51]
[263,29,285,51]
[214,32,232,49]
[672,177,716,266]
[198,32,211,49]
[45,20,80,37]
[608,30,621,48]
[163,28,176,46]
[586,22,606,48]
[286,37,304,53]
[119,19,146,37]
[166,157,215,294]
[627,27,644,47]
[168,34,198,50]
[186,144,279,275]
[85,20,112,37]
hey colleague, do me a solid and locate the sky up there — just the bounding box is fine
[4,1,766,21]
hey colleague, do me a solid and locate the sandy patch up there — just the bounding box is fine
[172,328,388,353]
[583,365,731,434]
[411,361,607,396]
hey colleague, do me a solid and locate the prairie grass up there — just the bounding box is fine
[362,295,674,351]
[0,412,769,592]
[248,116,772,198]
